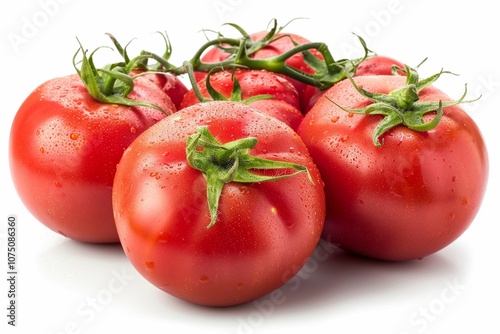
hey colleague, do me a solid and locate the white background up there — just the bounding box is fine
[2,0,499,333]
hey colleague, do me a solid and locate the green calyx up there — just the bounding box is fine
[186,126,313,229]
[331,60,474,146]
[73,38,170,115]
[189,69,273,105]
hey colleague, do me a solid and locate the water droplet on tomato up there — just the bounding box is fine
[130,127,137,134]
[331,116,340,123]
[150,172,161,179]
[239,186,250,195]
[40,147,45,154]
[158,231,169,244]
[402,168,413,179]
[145,261,155,270]
[289,147,295,153]
[70,133,79,140]
[462,197,469,206]
[340,136,349,142]
[199,275,209,283]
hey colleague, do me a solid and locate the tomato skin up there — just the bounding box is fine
[300,85,323,113]
[181,69,304,130]
[245,99,303,131]
[297,75,488,261]
[132,70,188,110]
[113,101,325,306]
[355,55,405,76]
[9,73,175,243]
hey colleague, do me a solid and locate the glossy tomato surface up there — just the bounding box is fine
[9,73,175,243]
[297,75,488,261]
[355,55,405,76]
[113,101,325,306]
[132,70,188,110]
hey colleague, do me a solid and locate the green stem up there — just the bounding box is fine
[101,65,118,96]
[186,126,313,229]
[159,24,372,90]
[177,40,365,89]
[179,37,242,75]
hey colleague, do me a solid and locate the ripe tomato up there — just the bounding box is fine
[9,73,175,243]
[297,75,488,261]
[197,30,322,111]
[181,69,303,130]
[112,101,325,306]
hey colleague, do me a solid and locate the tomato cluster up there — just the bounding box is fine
[9,20,489,306]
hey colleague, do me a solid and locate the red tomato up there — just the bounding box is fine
[9,74,175,243]
[297,75,488,261]
[181,69,303,130]
[197,30,322,111]
[112,101,325,306]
